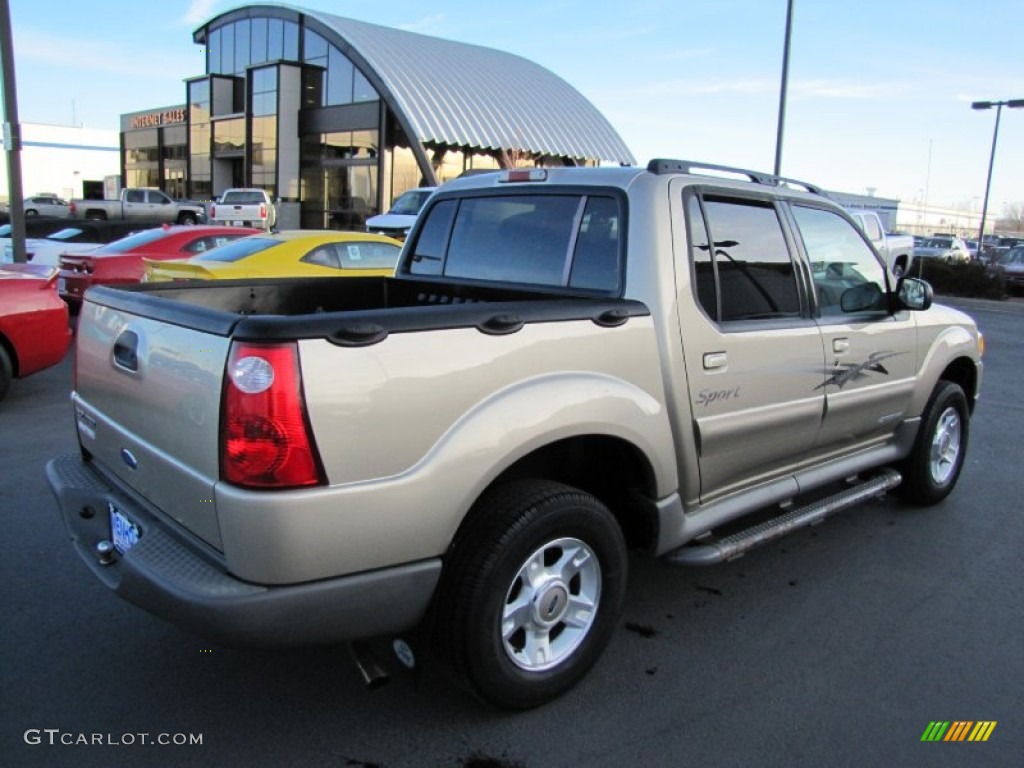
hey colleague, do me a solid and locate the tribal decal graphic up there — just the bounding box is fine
[816,351,904,390]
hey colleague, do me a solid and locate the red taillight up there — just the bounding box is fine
[69,201,77,215]
[220,342,325,489]
[259,203,266,219]
[210,204,216,218]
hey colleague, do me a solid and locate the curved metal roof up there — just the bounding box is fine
[306,12,635,165]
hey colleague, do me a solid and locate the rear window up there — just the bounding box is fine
[220,191,267,205]
[97,228,169,254]
[194,236,280,263]
[407,193,622,292]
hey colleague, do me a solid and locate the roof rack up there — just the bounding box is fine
[646,159,824,196]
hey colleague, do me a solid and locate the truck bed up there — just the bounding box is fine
[87,276,649,342]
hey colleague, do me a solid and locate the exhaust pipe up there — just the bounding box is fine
[349,641,390,690]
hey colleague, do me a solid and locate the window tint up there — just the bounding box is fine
[408,199,456,276]
[687,195,717,319]
[124,190,145,204]
[568,196,621,291]
[792,205,887,316]
[408,194,621,292]
[182,234,249,254]
[195,236,279,262]
[301,245,339,269]
[98,228,169,254]
[702,198,799,321]
[335,242,400,269]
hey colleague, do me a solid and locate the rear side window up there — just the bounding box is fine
[408,193,622,292]
[689,196,800,322]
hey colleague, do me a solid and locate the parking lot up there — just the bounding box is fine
[2,296,1022,768]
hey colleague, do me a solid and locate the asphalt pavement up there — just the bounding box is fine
[1,296,1021,768]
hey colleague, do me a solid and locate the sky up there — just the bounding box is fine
[5,0,1023,214]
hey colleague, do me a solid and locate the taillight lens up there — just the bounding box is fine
[220,342,325,489]
[259,203,266,219]
[210,204,216,218]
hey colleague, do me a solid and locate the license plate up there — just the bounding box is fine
[109,503,141,554]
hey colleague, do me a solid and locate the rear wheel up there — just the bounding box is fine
[434,479,627,709]
[898,381,969,505]
[0,346,13,402]
[25,209,38,217]
[85,211,106,221]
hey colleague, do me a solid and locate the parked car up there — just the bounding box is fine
[58,225,261,308]
[914,236,971,263]
[209,188,277,232]
[143,230,401,281]
[5,219,171,266]
[0,263,71,401]
[364,187,436,240]
[23,195,72,218]
[993,245,1024,294]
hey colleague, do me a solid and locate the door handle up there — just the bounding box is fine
[832,338,850,354]
[703,352,728,370]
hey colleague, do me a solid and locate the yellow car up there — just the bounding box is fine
[143,230,402,282]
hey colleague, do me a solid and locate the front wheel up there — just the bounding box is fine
[434,479,627,709]
[178,213,198,226]
[897,381,969,505]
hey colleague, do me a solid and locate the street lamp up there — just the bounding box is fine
[972,98,1024,255]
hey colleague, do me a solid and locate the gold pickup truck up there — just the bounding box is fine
[47,160,983,709]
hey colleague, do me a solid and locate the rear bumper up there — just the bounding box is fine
[45,452,440,647]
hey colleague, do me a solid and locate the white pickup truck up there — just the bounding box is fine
[47,160,982,709]
[849,210,914,277]
[209,188,276,232]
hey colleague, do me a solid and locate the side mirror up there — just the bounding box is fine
[896,276,933,311]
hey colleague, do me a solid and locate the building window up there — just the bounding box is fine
[189,79,212,198]
[234,19,251,74]
[250,17,268,65]
[213,118,245,155]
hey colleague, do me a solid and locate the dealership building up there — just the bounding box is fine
[119,4,635,229]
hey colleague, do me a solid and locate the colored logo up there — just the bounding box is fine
[921,721,997,742]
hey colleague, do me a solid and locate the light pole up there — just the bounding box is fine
[972,98,1024,256]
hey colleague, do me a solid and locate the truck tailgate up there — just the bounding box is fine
[73,299,231,549]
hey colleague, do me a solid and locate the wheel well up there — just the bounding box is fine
[940,357,978,414]
[486,435,659,550]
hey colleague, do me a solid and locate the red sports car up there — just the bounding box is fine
[58,225,261,308]
[0,263,72,402]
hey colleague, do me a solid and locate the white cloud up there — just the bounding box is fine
[183,0,219,26]
[399,14,448,35]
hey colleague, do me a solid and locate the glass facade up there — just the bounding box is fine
[188,79,212,198]
[122,9,600,227]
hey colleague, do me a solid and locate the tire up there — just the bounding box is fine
[434,479,627,709]
[0,345,13,402]
[25,209,38,217]
[897,381,969,505]
[85,211,106,221]
[892,257,906,279]
[179,213,197,226]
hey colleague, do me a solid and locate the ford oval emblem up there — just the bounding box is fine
[120,448,139,470]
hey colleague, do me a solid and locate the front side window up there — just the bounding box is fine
[792,205,887,316]
[693,196,800,322]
